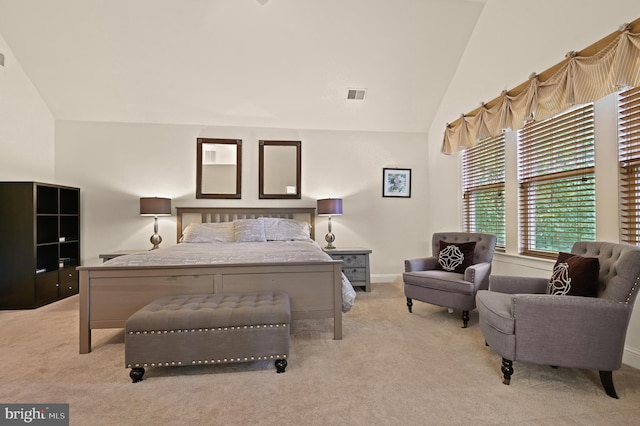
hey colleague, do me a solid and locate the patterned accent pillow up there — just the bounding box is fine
[181,222,235,243]
[548,252,600,297]
[234,219,267,242]
[261,217,311,241]
[436,241,476,273]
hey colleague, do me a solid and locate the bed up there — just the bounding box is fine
[78,207,355,354]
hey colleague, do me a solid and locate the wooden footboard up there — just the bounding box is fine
[78,261,343,354]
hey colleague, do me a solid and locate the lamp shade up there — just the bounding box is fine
[140,197,172,216]
[317,198,343,216]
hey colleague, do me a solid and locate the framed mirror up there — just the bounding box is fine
[259,140,301,199]
[196,138,242,199]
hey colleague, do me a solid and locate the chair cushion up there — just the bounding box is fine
[436,240,476,273]
[476,290,515,335]
[403,271,474,295]
[547,252,599,297]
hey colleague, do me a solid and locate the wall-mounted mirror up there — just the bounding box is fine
[259,140,301,199]
[196,138,242,199]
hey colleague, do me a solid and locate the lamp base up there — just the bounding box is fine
[324,232,336,250]
[149,216,162,250]
[149,233,162,250]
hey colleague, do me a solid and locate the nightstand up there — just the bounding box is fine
[99,250,147,263]
[323,247,372,292]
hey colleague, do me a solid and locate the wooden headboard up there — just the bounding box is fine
[176,207,317,242]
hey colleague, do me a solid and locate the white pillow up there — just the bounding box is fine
[261,217,311,241]
[234,219,267,242]
[181,222,235,243]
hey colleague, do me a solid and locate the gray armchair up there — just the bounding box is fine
[476,241,640,398]
[403,232,497,328]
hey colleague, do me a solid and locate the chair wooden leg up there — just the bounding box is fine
[599,371,619,399]
[406,297,413,313]
[462,310,469,328]
[501,358,513,385]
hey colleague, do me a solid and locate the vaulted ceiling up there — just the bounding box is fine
[0,0,484,132]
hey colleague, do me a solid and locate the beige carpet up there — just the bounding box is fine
[2,278,640,425]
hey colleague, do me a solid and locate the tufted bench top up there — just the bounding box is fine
[126,292,291,332]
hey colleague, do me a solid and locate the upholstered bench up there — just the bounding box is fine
[125,292,291,382]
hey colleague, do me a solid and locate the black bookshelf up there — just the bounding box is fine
[0,182,80,309]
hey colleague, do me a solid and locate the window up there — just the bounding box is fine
[518,104,596,257]
[619,87,640,245]
[462,134,506,247]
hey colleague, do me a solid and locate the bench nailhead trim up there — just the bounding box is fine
[126,354,287,368]
[128,323,288,335]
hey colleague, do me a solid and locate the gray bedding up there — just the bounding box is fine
[104,241,356,312]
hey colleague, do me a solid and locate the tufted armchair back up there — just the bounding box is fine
[571,241,640,305]
[432,232,497,265]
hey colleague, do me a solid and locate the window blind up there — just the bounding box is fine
[518,104,596,257]
[462,134,506,247]
[619,87,640,245]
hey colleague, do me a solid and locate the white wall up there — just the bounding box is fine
[428,0,640,368]
[0,33,54,181]
[54,121,430,279]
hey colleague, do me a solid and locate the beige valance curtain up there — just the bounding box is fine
[442,24,640,155]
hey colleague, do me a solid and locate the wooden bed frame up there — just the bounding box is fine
[78,207,343,354]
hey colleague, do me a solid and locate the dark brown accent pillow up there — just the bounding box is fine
[436,240,476,273]
[548,252,600,297]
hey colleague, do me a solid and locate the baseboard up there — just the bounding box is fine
[623,345,640,369]
[371,274,400,284]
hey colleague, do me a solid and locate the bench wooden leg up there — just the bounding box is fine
[130,367,145,383]
[275,359,287,373]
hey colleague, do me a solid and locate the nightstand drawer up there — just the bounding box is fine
[323,247,372,292]
[343,267,366,282]
[331,254,366,268]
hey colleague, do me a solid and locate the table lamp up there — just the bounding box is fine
[317,198,343,249]
[140,197,172,250]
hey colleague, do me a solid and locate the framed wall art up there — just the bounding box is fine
[382,168,411,198]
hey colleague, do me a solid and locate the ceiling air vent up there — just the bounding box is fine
[347,89,366,100]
